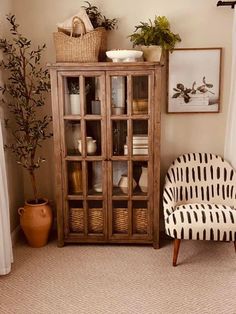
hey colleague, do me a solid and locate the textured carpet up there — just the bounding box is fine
[0,237,235,314]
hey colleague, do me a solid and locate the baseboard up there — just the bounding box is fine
[11,225,21,247]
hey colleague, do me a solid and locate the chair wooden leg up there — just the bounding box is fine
[173,239,181,267]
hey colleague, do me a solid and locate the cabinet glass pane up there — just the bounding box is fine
[132,76,149,115]
[132,120,148,156]
[84,77,102,115]
[112,201,128,234]
[65,77,81,116]
[112,120,127,156]
[65,121,81,156]
[88,201,104,234]
[132,201,148,235]
[69,200,84,234]
[133,161,148,196]
[87,161,103,195]
[112,161,128,195]
[85,121,101,156]
[67,161,83,195]
[111,76,127,115]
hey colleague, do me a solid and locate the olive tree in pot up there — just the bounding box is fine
[129,16,181,62]
[0,14,53,247]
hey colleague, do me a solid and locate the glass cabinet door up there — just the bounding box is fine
[107,72,153,239]
[59,72,107,239]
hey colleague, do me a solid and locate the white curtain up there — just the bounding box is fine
[224,10,236,169]
[0,111,13,275]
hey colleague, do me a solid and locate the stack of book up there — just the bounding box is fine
[124,134,148,155]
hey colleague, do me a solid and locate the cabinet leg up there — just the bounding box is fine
[153,241,160,249]
[57,239,64,247]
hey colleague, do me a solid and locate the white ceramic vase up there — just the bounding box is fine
[118,175,137,194]
[139,167,148,192]
[78,137,97,155]
[70,94,80,115]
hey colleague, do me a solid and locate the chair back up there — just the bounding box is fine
[163,153,236,218]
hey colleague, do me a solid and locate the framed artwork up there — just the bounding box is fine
[167,48,222,113]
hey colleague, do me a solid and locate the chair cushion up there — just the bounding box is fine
[165,203,236,241]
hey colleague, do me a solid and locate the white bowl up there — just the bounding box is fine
[106,50,143,62]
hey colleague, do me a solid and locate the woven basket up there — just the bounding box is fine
[53,16,103,62]
[70,208,84,233]
[135,208,148,234]
[70,207,104,234]
[88,208,103,233]
[112,208,148,234]
[113,208,128,233]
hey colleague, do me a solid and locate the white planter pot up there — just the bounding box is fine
[70,94,80,115]
[141,45,162,62]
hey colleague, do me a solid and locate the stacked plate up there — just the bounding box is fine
[124,134,148,155]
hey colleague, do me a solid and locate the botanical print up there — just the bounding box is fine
[168,48,222,113]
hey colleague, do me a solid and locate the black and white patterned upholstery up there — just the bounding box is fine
[163,153,236,241]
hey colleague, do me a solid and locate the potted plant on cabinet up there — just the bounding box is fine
[0,14,53,247]
[82,1,118,60]
[128,16,181,61]
[68,78,90,115]
[68,80,81,115]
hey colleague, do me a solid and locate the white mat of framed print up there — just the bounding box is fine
[167,48,222,113]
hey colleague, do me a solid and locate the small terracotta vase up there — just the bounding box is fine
[18,199,53,248]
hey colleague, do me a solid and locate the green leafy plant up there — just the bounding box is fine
[172,77,214,103]
[82,1,118,30]
[67,78,90,95]
[0,14,52,203]
[129,16,181,51]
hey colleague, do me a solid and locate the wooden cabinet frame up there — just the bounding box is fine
[49,62,162,248]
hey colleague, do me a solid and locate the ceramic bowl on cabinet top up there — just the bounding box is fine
[106,50,143,62]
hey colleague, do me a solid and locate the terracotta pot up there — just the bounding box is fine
[18,198,53,248]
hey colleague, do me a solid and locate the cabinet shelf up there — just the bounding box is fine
[64,115,103,121]
[110,115,150,120]
[49,62,162,248]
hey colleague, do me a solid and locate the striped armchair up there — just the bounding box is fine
[163,153,236,266]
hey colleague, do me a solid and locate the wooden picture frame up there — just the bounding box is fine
[167,48,222,113]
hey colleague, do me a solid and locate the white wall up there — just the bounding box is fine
[11,0,234,202]
[0,0,24,231]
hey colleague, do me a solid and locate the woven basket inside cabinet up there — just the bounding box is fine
[135,208,148,234]
[53,16,103,62]
[70,208,84,233]
[88,208,103,233]
[113,208,128,233]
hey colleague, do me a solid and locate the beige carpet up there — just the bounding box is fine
[0,237,235,314]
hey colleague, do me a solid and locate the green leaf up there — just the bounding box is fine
[176,83,184,91]
[172,92,181,98]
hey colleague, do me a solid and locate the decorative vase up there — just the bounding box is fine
[70,94,80,115]
[118,175,137,194]
[72,123,81,153]
[139,167,148,192]
[69,162,83,194]
[141,45,162,62]
[78,137,97,155]
[18,199,53,248]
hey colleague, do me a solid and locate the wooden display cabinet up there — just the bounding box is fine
[48,62,162,248]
